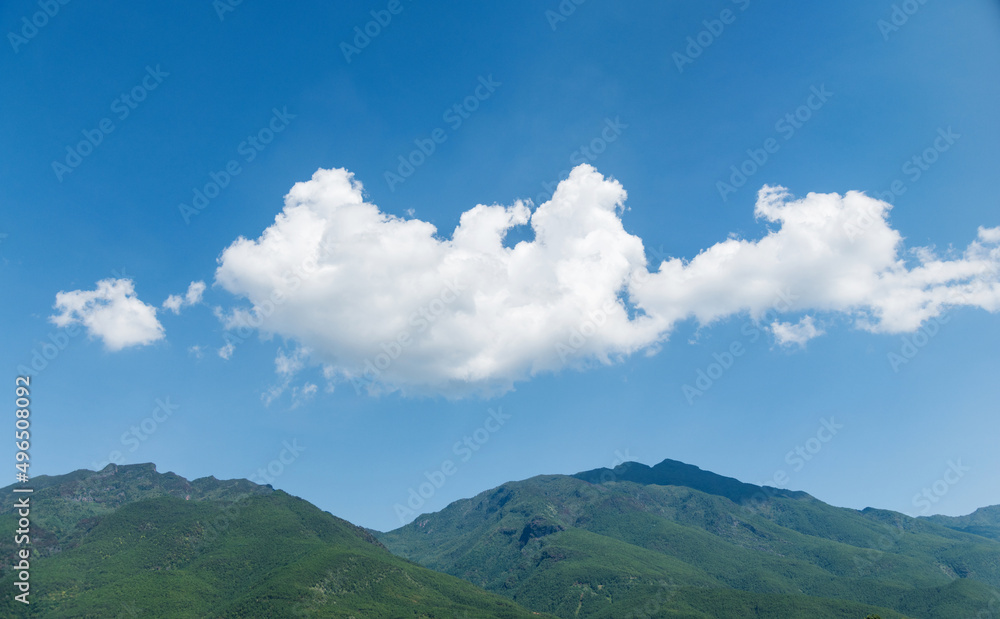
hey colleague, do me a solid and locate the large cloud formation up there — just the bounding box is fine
[214,165,1000,396]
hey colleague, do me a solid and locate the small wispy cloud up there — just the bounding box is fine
[771,316,824,348]
[261,348,313,407]
[163,281,206,314]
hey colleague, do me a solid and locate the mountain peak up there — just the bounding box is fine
[572,457,810,504]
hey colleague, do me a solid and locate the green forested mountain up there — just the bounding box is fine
[0,464,552,618]
[379,459,1000,619]
[926,505,1000,543]
[4,460,998,618]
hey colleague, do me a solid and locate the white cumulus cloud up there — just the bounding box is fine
[51,278,165,351]
[633,185,1000,334]
[771,316,824,348]
[163,281,206,314]
[979,226,1000,244]
[213,165,1000,397]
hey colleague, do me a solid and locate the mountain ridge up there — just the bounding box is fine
[3,458,997,617]
[0,463,554,618]
[572,457,813,505]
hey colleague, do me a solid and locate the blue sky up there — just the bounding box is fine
[2,0,999,532]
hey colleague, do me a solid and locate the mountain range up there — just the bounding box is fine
[0,463,550,618]
[2,459,998,618]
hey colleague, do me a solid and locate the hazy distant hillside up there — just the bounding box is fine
[380,459,1000,619]
[0,464,552,618]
